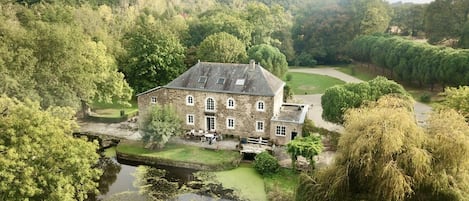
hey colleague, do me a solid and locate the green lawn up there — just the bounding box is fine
[285,72,345,94]
[214,164,267,201]
[116,142,241,165]
[90,100,138,118]
[335,65,376,81]
[103,146,117,158]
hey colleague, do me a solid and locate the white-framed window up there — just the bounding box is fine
[256,101,265,111]
[206,97,215,111]
[226,118,235,129]
[256,121,264,132]
[186,114,194,125]
[150,96,157,104]
[186,95,194,106]
[227,98,235,109]
[276,125,286,136]
[206,116,216,131]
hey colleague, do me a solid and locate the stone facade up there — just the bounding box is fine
[137,61,308,145]
[269,120,303,145]
[138,87,281,139]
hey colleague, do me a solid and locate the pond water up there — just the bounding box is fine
[87,148,248,201]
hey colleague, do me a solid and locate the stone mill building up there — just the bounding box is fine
[137,60,309,145]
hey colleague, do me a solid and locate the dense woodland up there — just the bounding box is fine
[2,0,469,200]
[1,0,469,109]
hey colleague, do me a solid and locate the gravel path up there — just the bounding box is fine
[77,121,142,140]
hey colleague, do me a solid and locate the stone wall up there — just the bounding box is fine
[269,120,303,145]
[116,152,240,171]
[138,87,279,139]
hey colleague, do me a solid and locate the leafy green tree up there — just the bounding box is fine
[139,104,182,149]
[424,0,469,45]
[283,84,294,102]
[389,3,425,36]
[440,86,469,120]
[254,151,280,175]
[187,9,252,47]
[358,1,391,35]
[0,4,132,112]
[286,135,323,171]
[301,119,315,137]
[417,109,469,201]
[244,2,291,46]
[248,44,288,78]
[197,32,247,63]
[0,96,101,201]
[293,1,354,64]
[297,96,469,201]
[121,15,186,93]
[301,96,426,201]
[322,76,411,124]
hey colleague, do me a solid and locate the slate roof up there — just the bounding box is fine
[156,61,285,96]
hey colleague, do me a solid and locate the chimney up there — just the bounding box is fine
[249,59,255,69]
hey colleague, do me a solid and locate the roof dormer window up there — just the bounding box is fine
[217,78,225,84]
[198,76,207,83]
[235,79,245,85]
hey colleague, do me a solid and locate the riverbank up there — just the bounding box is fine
[116,140,242,171]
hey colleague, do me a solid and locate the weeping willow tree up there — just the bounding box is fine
[286,135,323,171]
[296,95,469,201]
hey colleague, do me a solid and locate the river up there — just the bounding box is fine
[87,148,244,201]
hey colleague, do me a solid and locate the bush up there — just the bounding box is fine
[295,53,317,67]
[286,74,293,81]
[302,119,315,137]
[254,151,279,175]
[419,93,432,103]
[267,185,294,201]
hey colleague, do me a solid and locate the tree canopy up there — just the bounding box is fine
[197,32,247,63]
[0,3,132,109]
[298,96,469,201]
[286,135,323,171]
[0,96,101,201]
[321,76,411,124]
[120,15,186,93]
[247,44,288,78]
[440,86,469,120]
[139,104,183,149]
[349,35,469,89]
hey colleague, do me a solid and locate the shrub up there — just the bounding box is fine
[301,119,315,137]
[254,152,279,175]
[295,53,317,67]
[419,93,432,103]
[267,185,294,201]
[286,74,293,81]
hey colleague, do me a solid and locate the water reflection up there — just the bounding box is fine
[87,156,143,201]
[96,157,121,195]
[88,148,242,201]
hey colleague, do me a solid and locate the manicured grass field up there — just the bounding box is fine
[116,142,241,165]
[285,72,345,94]
[214,164,267,201]
[91,100,138,118]
[335,65,376,81]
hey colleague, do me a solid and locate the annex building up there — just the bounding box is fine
[137,60,309,145]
